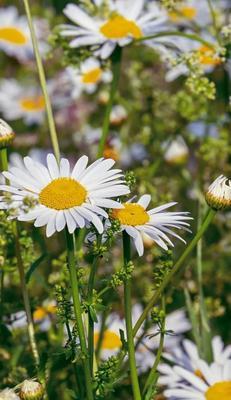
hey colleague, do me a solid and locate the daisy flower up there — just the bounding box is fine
[165,0,212,27]
[0,119,15,148]
[0,79,45,125]
[0,6,48,63]
[0,388,19,400]
[60,1,167,59]
[33,300,57,331]
[110,195,192,256]
[205,175,231,210]
[0,154,130,237]
[66,57,112,97]
[163,359,231,399]
[159,336,231,387]
[109,105,128,126]
[164,136,189,165]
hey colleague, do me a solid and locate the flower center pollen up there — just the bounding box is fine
[39,178,87,210]
[206,381,231,400]
[111,203,150,226]
[0,27,28,45]
[100,15,142,40]
[198,45,221,66]
[82,67,102,84]
[94,330,122,350]
[20,95,45,112]
[169,6,197,21]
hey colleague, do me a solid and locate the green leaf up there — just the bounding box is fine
[25,253,48,284]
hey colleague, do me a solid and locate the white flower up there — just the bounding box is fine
[66,57,112,97]
[159,336,231,387]
[0,6,48,63]
[0,388,19,400]
[94,313,125,360]
[60,1,167,59]
[165,0,212,27]
[164,136,189,164]
[205,175,231,210]
[110,195,192,256]
[0,79,45,125]
[0,119,15,148]
[110,105,128,125]
[0,154,130,237]
[163,359,231,399]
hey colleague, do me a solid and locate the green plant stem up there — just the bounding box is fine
[123,232,141,400]
[143,298,166,397]
[14,222,40,367]
[136,31,215,48]
[207,0,220,43]
[133,208,216,337]
[22,0,60,161]
[0,148,8,171]
[65,230,94,400]
[97,46,122,157]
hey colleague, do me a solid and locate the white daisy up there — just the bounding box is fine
[164,136,189,165]
[163,359,231,399]
[110,195,192,256]
[159,336,231,387]
[0,118,15,148]
[205,175,231,210]
[0,6,48,63]
[94,312,125,360]
[60,1,167,59]
[0,79,45,125]
[66,57,112,97]
[109,105,128,126]
[165,0,212,27]
[0,154,130,237]
[0,388,19,400]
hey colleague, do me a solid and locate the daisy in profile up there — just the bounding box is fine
[165,0,212,27]
[205,175,231,210]
[110,195,192,256]
[60,1,167,59]
[163,359,231,399]
[0,79,45,125]
[66,57,112,97]
[0,154,130,237]
[94,313,125,360]
[158,336,231,387]
[164,136,189,165]
[0,6,48,63]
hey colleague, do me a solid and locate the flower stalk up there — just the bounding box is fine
[123,231,141,400]
[136,31,215,48]
[65,230,94,400]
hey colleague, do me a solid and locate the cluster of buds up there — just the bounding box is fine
[0,119,15,149]
[205,175,231,211]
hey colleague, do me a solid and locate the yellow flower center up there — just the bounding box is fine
[39,178,87,210]
[94,330,122,350]
[81,67,102,84]
[198,45,221,66]
[103,146,119,161]
[20,96,45,112]
[205,381,231,400]
[111,203,150,226]
[0,26,28,45]
[100,15,142,40]
[33,307,47,322]
[169,6,197,21]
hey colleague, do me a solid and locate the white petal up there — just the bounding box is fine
[63,4,98,31]
[60,158,70,177]
[71,155,88,180]
[55,211,66,232]
[47,154,60,179]
[64,210,77,234]
[138,194,151,209]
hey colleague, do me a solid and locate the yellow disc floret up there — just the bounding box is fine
[20,95,45,112]
[94,330,122,350]
[169,6,197,22]
[198,45,221,66]
[0,27,28,45]
[111,203,150,226]
[82,67,102,84]
[39,178,87,210]
[100,15,142,40]
[205,381,231,400]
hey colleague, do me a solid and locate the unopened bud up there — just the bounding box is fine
[19,380,44,400]
[0,119,15,149]
[205,175,231,210]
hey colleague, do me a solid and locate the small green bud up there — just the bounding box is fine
[205,175,231,210]
[19,380,44,400]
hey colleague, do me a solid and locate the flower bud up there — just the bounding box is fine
[0,388,19,400]
[0,119,15,149]
[19,380,44,400]
[205,175,231,210]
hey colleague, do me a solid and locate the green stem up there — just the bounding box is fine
[97,46,122,157]
[65,230,94,400]
[0,148,8,171]
[22,0,60,161]
[123,232,141,400]
[14,222,40,367]
[207,0,220,43]
[136,31,215,48]
[133,208,216,337]
[143,298,166,397]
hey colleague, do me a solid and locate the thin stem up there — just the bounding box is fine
[143,298,166,397]
[0,148,8,171]
[65,230,94,400]
[207,0,220,43]
[22,0,60,161]
[133,208,216,337]
[136,31,215,48]
[123,232,141,400]
[14,222,40,367]
[97,46,122,157]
